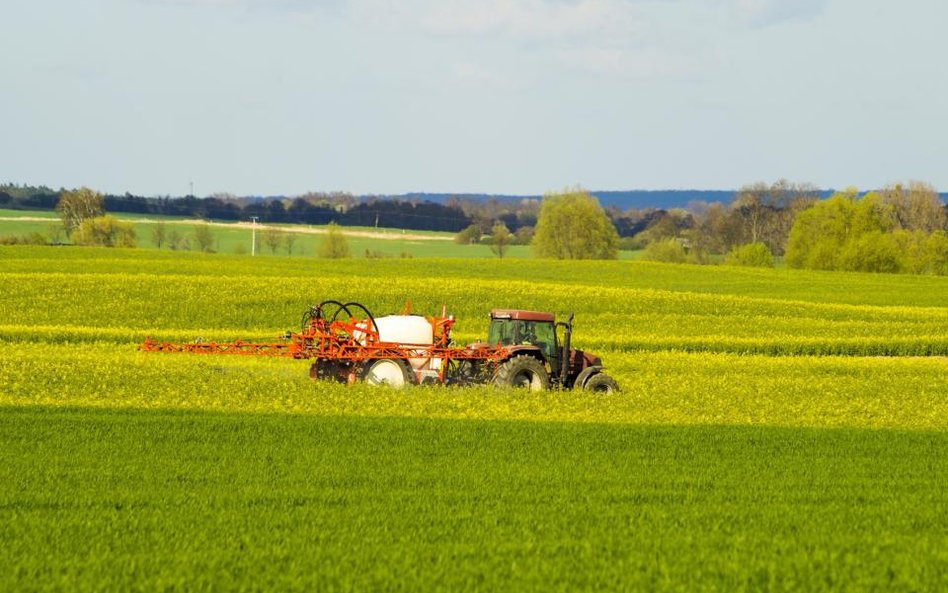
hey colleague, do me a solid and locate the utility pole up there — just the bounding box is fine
[250,216,258,256]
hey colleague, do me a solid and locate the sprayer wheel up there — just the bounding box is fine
[362,358,414,388]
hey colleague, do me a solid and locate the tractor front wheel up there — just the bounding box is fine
[362,359,414,388]
[583,372,619,394]
[492,355,550,391]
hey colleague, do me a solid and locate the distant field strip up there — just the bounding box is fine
[2,342,945,430]
[3,270,947,356]
[5,246,948,305]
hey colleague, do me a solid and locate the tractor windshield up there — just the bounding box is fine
[488,319,557,361]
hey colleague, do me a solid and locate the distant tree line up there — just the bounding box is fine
[461,180,948,273]
[0,185,471,233]
[5,180,948,274]
[0,183,702,237]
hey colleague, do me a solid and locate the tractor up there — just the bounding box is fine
[480,309,619,392]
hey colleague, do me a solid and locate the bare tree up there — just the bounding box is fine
[56,187,104,235]
[263,227,284,254]
[689,202,739,254]
[880,181,946,233]
[732,180,819,255]
[732,182,770,245]
[490,222,513,258]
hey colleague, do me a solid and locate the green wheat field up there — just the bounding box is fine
[2,245,947,591]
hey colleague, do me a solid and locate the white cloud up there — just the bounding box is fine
[556,45,712,80]
[350,0,829,39]
[144,0,828,80]
[732,0,828,27]
[145,0,828,31]
[451,61,507,86]
[351,0,646,42]
[420,0,628,38]
[141,0,339,12]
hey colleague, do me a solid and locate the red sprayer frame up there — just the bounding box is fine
[141,300,511,385]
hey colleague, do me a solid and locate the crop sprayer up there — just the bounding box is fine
[141,300,619,392]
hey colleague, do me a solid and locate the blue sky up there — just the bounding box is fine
[2,0,945,196]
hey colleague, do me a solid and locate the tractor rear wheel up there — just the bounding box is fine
[492,355,550,391]
[583,372,619,394]
[362,358,414,388]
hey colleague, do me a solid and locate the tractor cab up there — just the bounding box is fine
[487,309,559,364]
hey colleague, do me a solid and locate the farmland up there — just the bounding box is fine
[0,209,536,259]
[2,245,947,591]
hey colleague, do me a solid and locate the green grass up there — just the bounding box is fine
[2,406,946,592]
[4,245,943,306]
[0,208,58,218]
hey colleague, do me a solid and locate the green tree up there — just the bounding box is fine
[193,224,215,253]
[71,215,136,247]
[56,187,104,235]
[513,225,534,245]
[923,232,948,275]
[892,230,948,275]
[633,209,693,249]
[785,189,892,270]
[532,188,619,259]
[725,242,775,268]
[285,232,297,255]
[490,222,513,258]
[642,237,687,263]
[454,224,482,245]
[892,230,931,274]
[837,231,902,273]
[151,223,167,249]
[317,223,351,258]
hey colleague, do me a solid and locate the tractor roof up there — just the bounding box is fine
[490,309,555,322]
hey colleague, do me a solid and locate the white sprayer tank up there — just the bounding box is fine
[355,315,438,376]
[374,315,434,345]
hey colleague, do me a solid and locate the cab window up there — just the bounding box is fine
[488,319,513,346]
[521,321,556,360]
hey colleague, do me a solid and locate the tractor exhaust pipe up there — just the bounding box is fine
[560,313,573,383]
